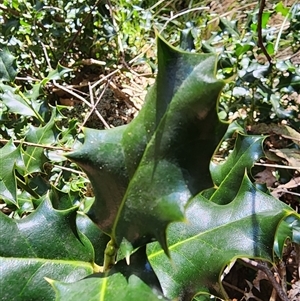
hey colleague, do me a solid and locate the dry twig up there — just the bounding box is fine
[240,258,288,301]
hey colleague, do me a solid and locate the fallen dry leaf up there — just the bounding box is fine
[271,149,300,171]
[254,167,277,187]
[271,177,300,198]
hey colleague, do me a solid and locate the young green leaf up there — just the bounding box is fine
[261,12,271,29]
[275,2,290,17]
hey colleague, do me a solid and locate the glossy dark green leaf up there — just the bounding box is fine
[1,258,92,301]
[49,273,168,301]
[0,140,25,204]
[180,22,195,51]
[15,190,35,215]
[0,196,95,301]
[76,212,110,266]
[113,246,163,291]
[209,133,265,204]
[50,247,168,301]
[148,174,295,300]
[274,215,300,257]
[0,48,17,82]
[66,36,227,252]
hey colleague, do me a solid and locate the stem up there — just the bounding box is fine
[257,0,272,64]
[103,239,117,272]
[240,258,288,301]
[223,281,263,301]
[0,139,72,151]
[255,162,300,170]
[160,7,209,34]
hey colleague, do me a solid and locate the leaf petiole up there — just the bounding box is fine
[103,239,118,272]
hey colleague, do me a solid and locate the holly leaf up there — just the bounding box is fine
[1,89,39,117]
[274,215,300,257]
[208,133,265,204]
[0,140,25,204]
[147,174,296,300]
[0,48,17,82]
[76,212,111,266]
[49,247,168,301]
[66,36,228,252]
[23,108,59,174]
[0,196,95,301]
[46,63,72,81]
[49,273,168,301]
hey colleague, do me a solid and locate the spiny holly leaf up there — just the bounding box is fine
[0,140,25,204]
[23,108,59,174]
[0,84,42,118]
[0,196,95,301]
[0,196,94,259]
[274,215,300,257]
[76,212,110,266]
[108,246,163,293]
[147,174,297,300]
[208,133,265,204]
[1,258,92,301]
[46,63,73,81]
[49,273,168,301]
[0,48,17,82]
[66,36,228,253]
[49,247,168,301]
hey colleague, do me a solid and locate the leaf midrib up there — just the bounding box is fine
[1,256,93,267]
[148,208,289,259]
